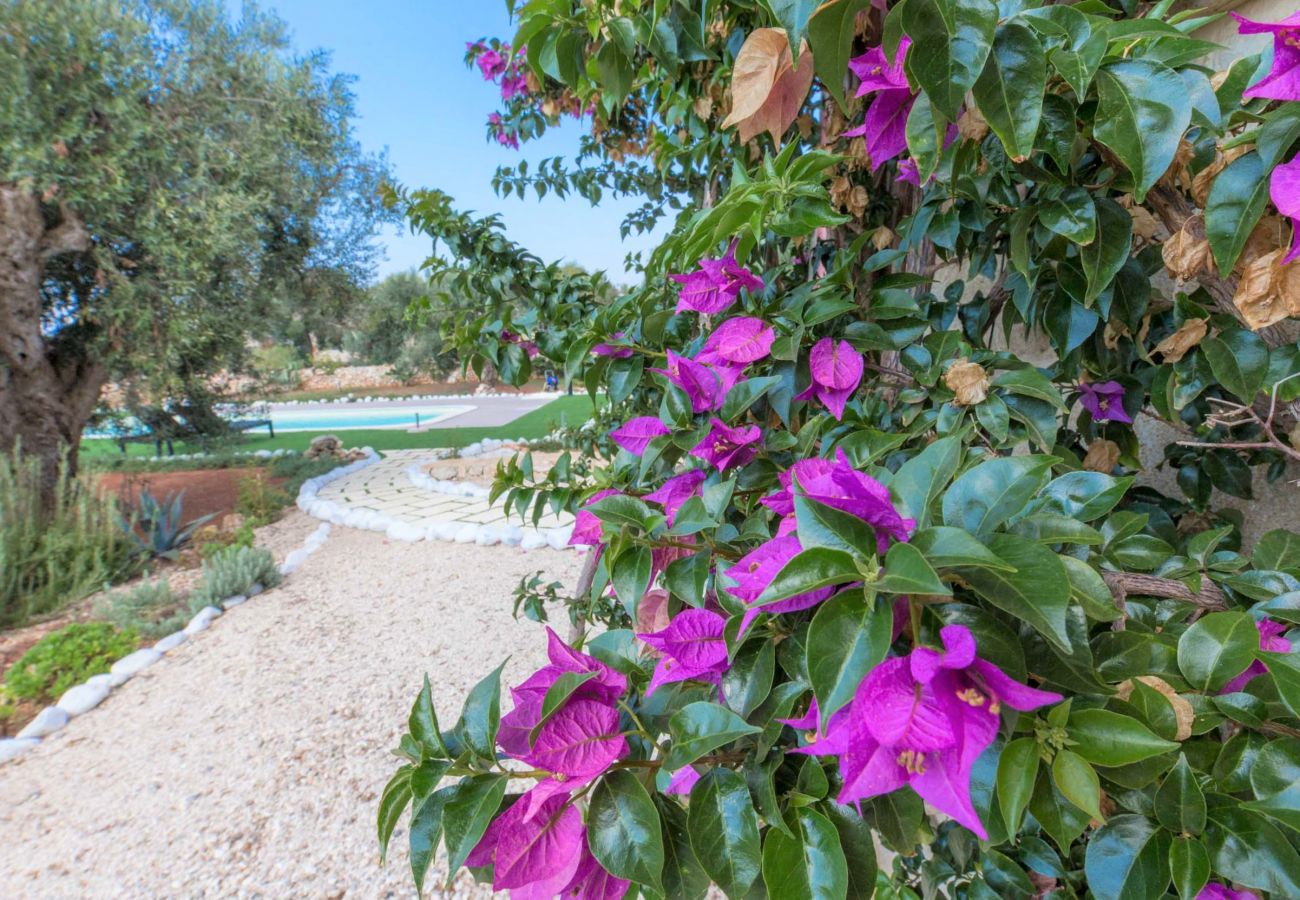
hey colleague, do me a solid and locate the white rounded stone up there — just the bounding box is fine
[0,738,40,762]
[111,647,162,677]
[154,631,187,653]
[57,681,111,716]
[17,706,68,739]
[223,594,247,609]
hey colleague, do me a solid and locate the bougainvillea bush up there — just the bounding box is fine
[379,1,1300,897]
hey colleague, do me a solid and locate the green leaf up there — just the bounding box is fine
[1169,836,1210,900]
[1093,60,1192,201]
[1038,187,1097,245]
[528,670,597,747]
[1067,709,1180,767]
[1244,738,1300,831]
[1154,755,1206,835]
[1040,471,1133,521]
[588,494,659,530]
[409,790,447,893]
[1205,151,1268,273]
[910,526,1014,572]
[1201,330,1270,403]
[612,545,653,616]
[1079,197,1133,303]
[1051,749,1104,822]
[971,22,1046,160]
[997,737,1040,834]
[956,533,1072,651]
[941,455,1055,538]
[689,768,763,899]
[410,674,448,758]
[1205,805,1300,898]
[1061,556,1122,621]
[1177,611,1260,693]
[664,701,762,771]
[722,637,776,718]
[460,660,506,760]
[761,0,821,59]
[874,541,951,595]
[1028,767,1090,852]
[1084,814,1171,900]
[722,375,782,422]
[807,0,871,112]
[891,435,963,528]
[589,770,665,891]
[806,590,893,723]
[823,803,878,899]
[657,796,710,900]
[793,490,880,559]
[1254,528,1300,571]
[1257,104,1300,168]
[440,773,507,878]
[901,0,998,121]
[378,765,413,864]
[753,547,859,606]
[762,807,849,900]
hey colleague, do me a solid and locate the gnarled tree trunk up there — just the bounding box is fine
[0,184,106,507]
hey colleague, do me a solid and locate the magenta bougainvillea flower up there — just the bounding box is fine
[609,417,670,456]
[724,534,837,633]
[1232,10,1300,102]
[644,469,708,525]
[651,350,742,413]
[475,47,508,80]
[639,608,730,696]
[795,624,1061,839]
[664,766,701,795]
[669,242,764,314]
[1223,618,1291,694]
[467,787,586,895]
[788,449,916,552]
[524,697,627,779]
[501,69,528,101]
[695,316,776,366]
[795,337,864,420]
[690,418,762,470]
[568,488,620,547]
[1078,380,1132,424]
[896,158,921,187]
[1196,885,1262,900]
[487,113,520,150]
[591,332,634,358]
[845,37,914,170]
[1270,152,1300,263]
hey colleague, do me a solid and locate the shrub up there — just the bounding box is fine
[198,521,257,559]
[94,579,187,640]
[190,546,280,610]
[0,447,137,628]
[3,622,138,704]
[118,489,215,559]
[235,471,290,525]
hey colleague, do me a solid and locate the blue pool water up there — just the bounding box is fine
[87,404,475,438]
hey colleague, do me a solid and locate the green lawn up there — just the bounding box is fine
[80,394,598,460]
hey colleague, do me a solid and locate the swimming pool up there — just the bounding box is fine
[86,404,475,438]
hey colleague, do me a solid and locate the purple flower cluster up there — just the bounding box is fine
[1223,618,1292,694]
[793,624,1061,839]
[844,38,914,171]
[638,607,730,696]
[474,628,631,898]
[669,241,763,314]
[795,337,864,420]
[1077,380,1132,424]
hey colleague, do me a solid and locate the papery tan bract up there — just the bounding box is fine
[721,28,814,144]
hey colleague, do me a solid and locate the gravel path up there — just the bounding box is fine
[0,512,582,898]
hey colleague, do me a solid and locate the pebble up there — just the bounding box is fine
[0,737,40,762]
[17,707,68,739]
[154,632,188,654]
[57,682,111,716]
[223,594,248,609]
[246,583,264,597]
[111,648,163,677]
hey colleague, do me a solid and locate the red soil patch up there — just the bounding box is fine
[95,467,281,527]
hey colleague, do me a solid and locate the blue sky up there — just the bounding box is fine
[252,0,665,285]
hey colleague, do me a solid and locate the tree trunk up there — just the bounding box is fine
[0,184,105,507]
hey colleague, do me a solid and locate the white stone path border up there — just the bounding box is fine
[298,447,576,551]
[0,455,371,765]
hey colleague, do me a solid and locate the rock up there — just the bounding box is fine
[17,706,68,739]
[453,523,480,544]
[223,594,247,609]
[86,673,116,689]
[57,681,111,716]
[0,738,40,762]
[154,631,187,653]
[520,530,549,551]
[111,647,162,677]
[184,606,221,636]
[305,434,343,460]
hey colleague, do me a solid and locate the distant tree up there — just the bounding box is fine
[0,0,390,504]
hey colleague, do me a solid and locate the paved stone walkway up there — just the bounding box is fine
[308,449,574,547]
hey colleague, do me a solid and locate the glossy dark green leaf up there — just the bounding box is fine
[1040,471,1133,521]
[793,490,880,559]
[1038,187,1097,245]
[378,765,413,864]
[1177,611,1260,693]
[1201,330,1270,403]
[1205,805,1300,897]
[722,637,776,718]
[664,701,762,771]
[1254,528,1300,572]
[1079,197,1133,303]
[410,674,448,758]
[806,590,892,722]
[689,768,763,899]
[589,769,665,891]
[657,795,710,900]
[823,803,878,899]
[528,670,596,747]
[1028,767,1091,852]
[890,435,963,528]
[1169,835,1210,900]
[807,0,871,112]
[910,525,1015,571]
[1093,60,1192,201]
[441,773,507,877]
[941,455,1055,538]
[409,790,447,893]
[997,737,1040,834]
[460,660,506,760]
[1052,748,1104,822]
[901,0,998,120]
[874,541,950,595]
[956,533,1072,651]
[612,545,653,616]
[754,547,860,606]
[972,22,1046,160]
[762,807,849,900]
[1205,151,1268,274]
[1083,814,1171,900]
[1154,755,1206,836]
[1068,709,1180,767]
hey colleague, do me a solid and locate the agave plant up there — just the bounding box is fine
[117,490,215,560]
